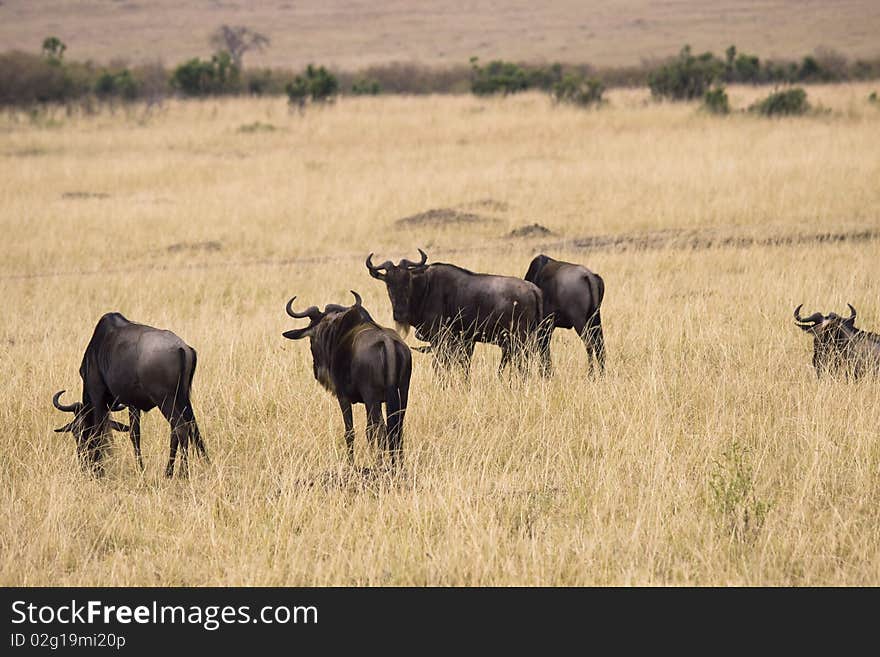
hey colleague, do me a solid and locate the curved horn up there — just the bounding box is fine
[846,304,857,322]
[794,305,823,325]
[52,390,80,413]
[350,290,362,307]
[285,296,321,320]
[400,248,429,269]
[366,253,393,279]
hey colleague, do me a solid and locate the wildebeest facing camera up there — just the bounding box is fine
[794,304,880,379]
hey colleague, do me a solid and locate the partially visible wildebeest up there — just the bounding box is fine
[52,312,207,477]
[794,304,880,379]
[283,291,412,465]
[524,254,606,376]
[366,249,544,377]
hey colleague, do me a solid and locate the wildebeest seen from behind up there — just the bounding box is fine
[366,249,544,378]
[52,312,207,477]
[283,291,412,465]
[794,304,880,379]
[524,254,605,376]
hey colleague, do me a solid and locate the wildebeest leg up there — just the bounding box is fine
[129,408,144,472]
[587,310,606,374]
[160,401,189,478]
[576,312,605,376]
[456,339,475,380]
[172,420,190,478]
[92,396,115,478]
[338,397,355,463]
[499,332,524,377]
[164,433,179,478]
[537,321,554,377]
[183,405,209,463]
[366,403,387,463]
[431,338,456,386]
[386,369,409,466]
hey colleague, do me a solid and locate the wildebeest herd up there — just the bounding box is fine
[52,250,880,477]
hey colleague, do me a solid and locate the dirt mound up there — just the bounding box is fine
[395,208,498,227]
[508,223,555,238]
[166,240,222,253]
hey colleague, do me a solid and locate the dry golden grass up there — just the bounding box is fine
[2,0,880,68]
[1,84,879,585]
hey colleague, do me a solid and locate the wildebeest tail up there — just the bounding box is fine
[188,347,198,389]
[177,346,208,461]
[385,340,411,460]
[530,287,544,330]
[588,272,605,309]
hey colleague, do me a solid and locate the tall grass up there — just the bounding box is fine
[0,85,879,584]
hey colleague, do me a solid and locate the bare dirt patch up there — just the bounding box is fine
[541,227,880,254]
[395,208,499,228]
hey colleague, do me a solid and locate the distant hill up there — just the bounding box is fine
[1,0,879,70]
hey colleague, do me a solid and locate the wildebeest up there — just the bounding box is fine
[283,291,412,465]
[52,312,207,477]
[794,304,880,379]
[366,249,544,377]
[524,254,606,376]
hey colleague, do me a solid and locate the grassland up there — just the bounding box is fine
[1,84,879,585]
[2,0,880,69]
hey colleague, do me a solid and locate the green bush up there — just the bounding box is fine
[527,63,564,91]
[285,65,338,108]
[95,69,138,100]
[750,87,809,116]
[170,51,240,96]
[551,73,604,107]
[245,68,274,95]
[285,77,308,108]
[470,57,529,95]
[703,86,730,114]
[351,77,381,95]
[870,91,879,104]
[649,45,725,100]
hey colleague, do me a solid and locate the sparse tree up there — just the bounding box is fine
[209,25,270,69]
[42,36,66,64]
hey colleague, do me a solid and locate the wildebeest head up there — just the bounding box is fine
[794,304,860,376]
[365,248,428,335]
[283,291,364,391]
[794,304,857,345]
[52,390,129,472]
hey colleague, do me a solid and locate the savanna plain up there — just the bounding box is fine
[1,84,879,585]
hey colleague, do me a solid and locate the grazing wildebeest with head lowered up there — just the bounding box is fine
[794,304,880,379]
[366,249,544,378]
[283,291,412,465]
[52,312,207,477]
[524,254,605,376]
